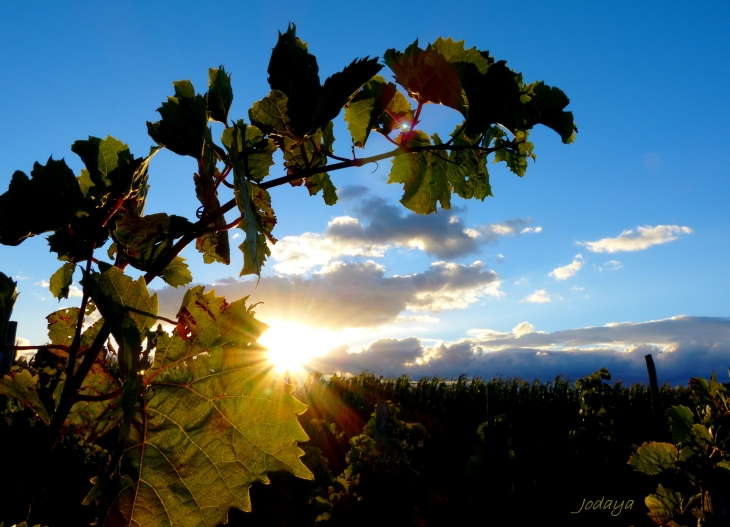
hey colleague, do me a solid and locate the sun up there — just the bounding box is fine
[258,321,342,376]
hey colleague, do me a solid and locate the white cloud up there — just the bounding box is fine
[549,254,583,280]
[512,322,534,337]
[581,225,692,253]
[520,226,543,234]
[604,260,623,270]
[35,280,50,288]
[269,195,540,274]
[68,285,83,298]
[153,260,502,331]
[570,286,584,292]
[522,289,550,303]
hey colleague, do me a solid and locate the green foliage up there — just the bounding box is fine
[0,26,576,526]
[628,372,730,526]
[0,271,17,345]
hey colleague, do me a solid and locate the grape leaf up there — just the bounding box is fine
[311,57,382,133]
[628,442,678,475]
[267,23,321,137]
[525,82,577,144]
[83,263,158,377]
[206,66,233,125]
[384,40,464,110]
[0,158,82,246]
[667,405,695,444]
[645,485,697,526]
[493,130,535,177]
[248,90,294,139]
[49,262,75,300]
[221,121,276,183]
[0,272,18,345]
[447,127,492,201]
[147,80,208,158]
[64,359,123,442]
[46,308,80,349]
[98,287,312,526]
[388,131,450,214]
[345,76,395,147]
[193,128,230,265]
[113,212,195,271]
[160,256,193,288]
[0,368,52,425]
[266,24,381,137]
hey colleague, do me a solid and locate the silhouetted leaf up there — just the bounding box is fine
[147,80,208,158]
[207,66,233,124]
[0,159,82,246]
[312,56,382,132]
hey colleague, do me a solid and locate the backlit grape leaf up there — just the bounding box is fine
[493,130,535,177]
[0,158,82,246]
[0,368,52,425]
[447,127,492,201]
[49,262,75,300]
[388,131,450,214]
[221,121,276,183]
[147,80,208,158]
[645,485,697,526]
[193,128,230,265]
[160,256,193,288]
[64,359,122,442]
[628,442,678,475]
[248,90,294,139]
[234,174,263,278]
[345,76,396,147]
[83,263,158,377]
[98,287,312,526]
[304,122,337,205]
[384,40,464,110]
[46,308,80,349]
[229,127,276,277]
[113,212,195,271]
[207,66,233,125]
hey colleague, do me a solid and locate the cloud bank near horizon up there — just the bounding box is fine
[308,316,730,386]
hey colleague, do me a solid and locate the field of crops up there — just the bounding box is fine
[2,364,728,526]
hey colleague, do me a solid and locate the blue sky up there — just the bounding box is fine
[1,1,728,385]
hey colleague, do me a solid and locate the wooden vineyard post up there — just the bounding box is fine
[644,354,661,420]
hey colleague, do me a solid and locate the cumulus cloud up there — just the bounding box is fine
[512,322,535,337]
[153,260,501,331]
[311,316,730,385]
[549,254,583,280]
[522,289,550,303]
[581,225,692,253]
[269,196,539,274]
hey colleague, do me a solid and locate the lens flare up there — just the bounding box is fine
[258,321,343,376]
